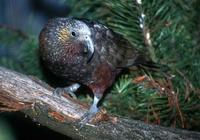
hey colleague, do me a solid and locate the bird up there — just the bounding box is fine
[39,17,156,124]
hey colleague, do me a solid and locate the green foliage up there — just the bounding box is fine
[18,37,44,79]
[69,0,200,130]
[106,74,200,129]
[0,0,199,131]
[0,28,25,72]
[0,28,44,79]
[0,118,15,140]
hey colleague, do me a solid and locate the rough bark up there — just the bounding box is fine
[0,66,199,140]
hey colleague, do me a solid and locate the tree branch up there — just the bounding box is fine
[0,66,199,140]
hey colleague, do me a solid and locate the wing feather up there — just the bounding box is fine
[89,22,140,68]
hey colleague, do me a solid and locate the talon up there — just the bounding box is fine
[79,111,99,129]
[53,87,64,97]
[53,83,80,99]
[66,91,77,99]
[79,96,100,128]
[80,109,99,125]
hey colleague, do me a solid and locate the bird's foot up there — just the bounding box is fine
[53,83,80,99]
[79,100,99,128]
[53,87,63,97]
[80,108,99,125]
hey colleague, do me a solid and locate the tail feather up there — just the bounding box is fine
[130,55,170,72]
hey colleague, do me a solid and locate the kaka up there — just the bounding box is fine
[39,17,155,124]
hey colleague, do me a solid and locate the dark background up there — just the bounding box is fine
[0,0,72,139]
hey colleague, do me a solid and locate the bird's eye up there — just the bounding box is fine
[71,31,76,37]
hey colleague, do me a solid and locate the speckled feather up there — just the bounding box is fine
[86,20,140,68]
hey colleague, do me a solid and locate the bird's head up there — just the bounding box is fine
[39,17,94,63]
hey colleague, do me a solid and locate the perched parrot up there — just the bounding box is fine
[39,17,156,124]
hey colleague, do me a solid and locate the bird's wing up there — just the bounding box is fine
[89,22,140,68]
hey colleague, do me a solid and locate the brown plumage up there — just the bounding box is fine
[39,17,154,124]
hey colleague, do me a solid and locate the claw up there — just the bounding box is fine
[65,90,77,99]
[80,107,99,124]
[53,83,80,99]
[53,87,63,97]
[79,96,100,128]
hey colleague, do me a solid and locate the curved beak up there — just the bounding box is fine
[84,36,94,63]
